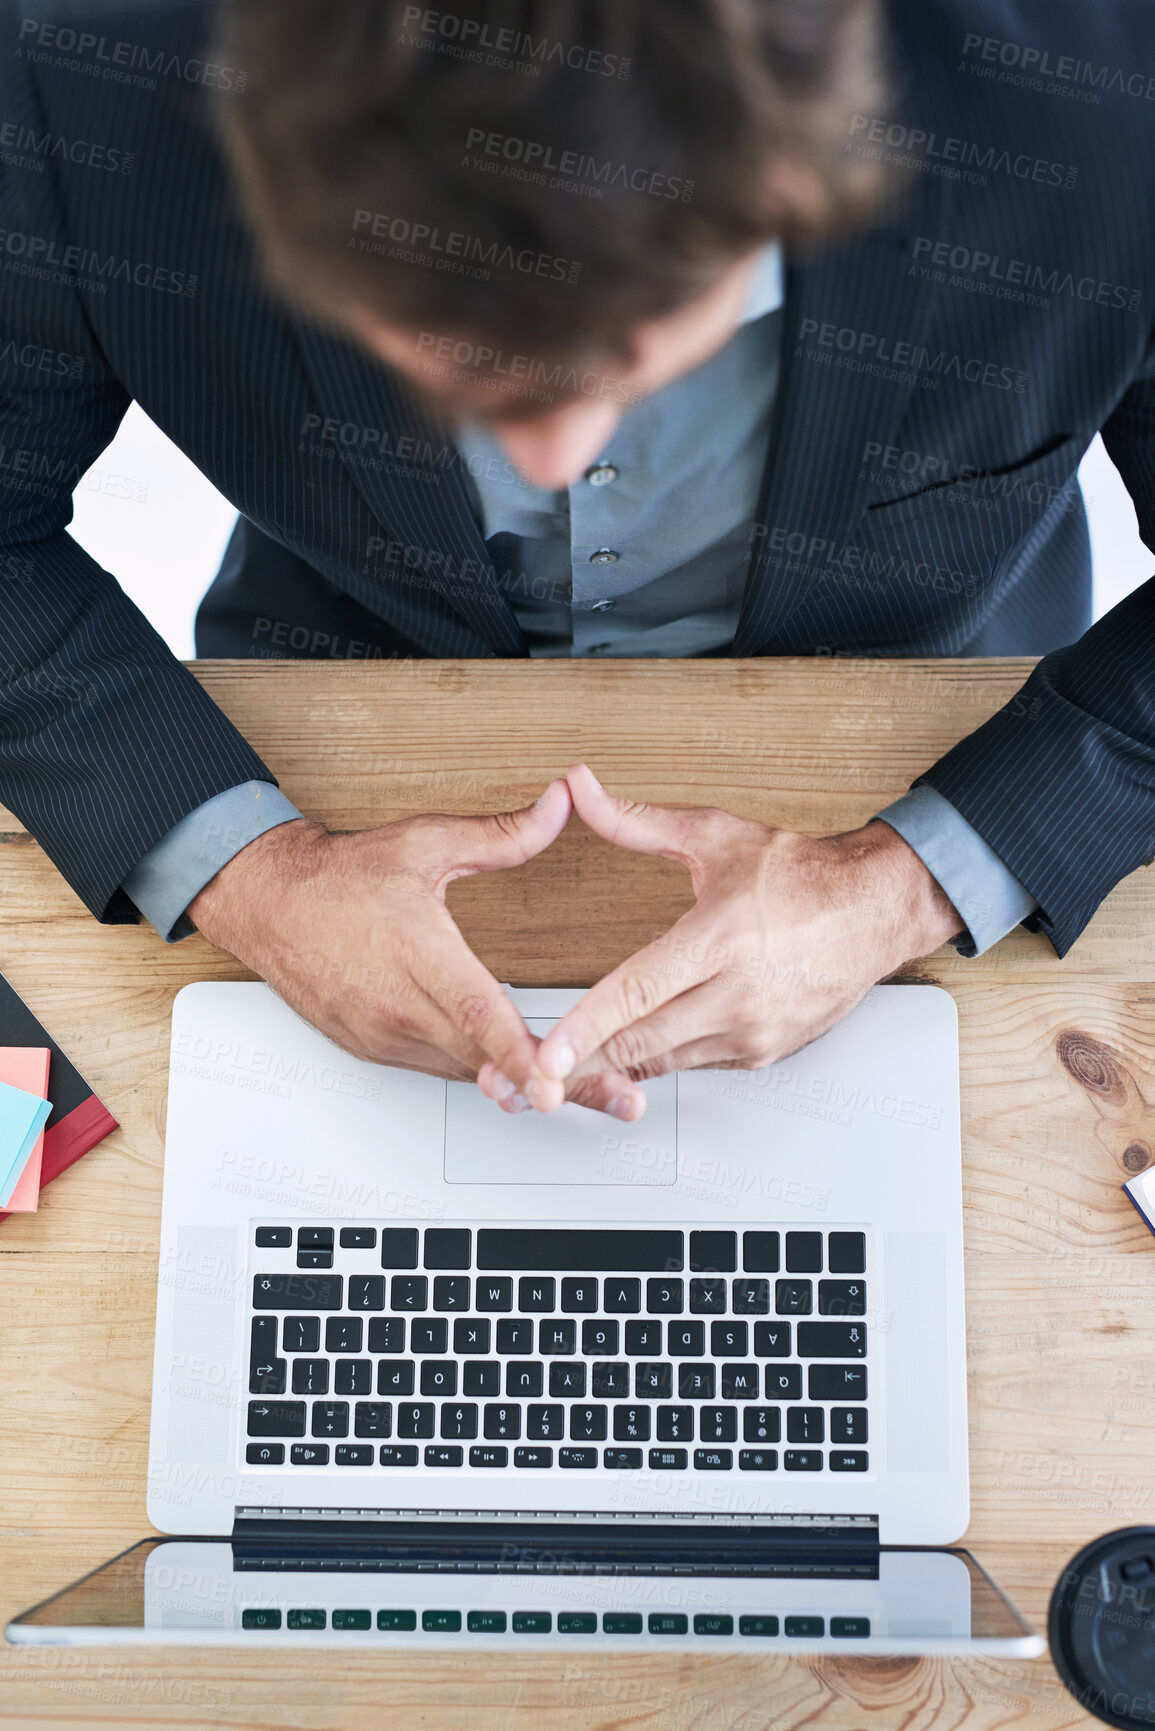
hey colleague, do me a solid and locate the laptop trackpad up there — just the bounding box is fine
[444,1022,678,1186]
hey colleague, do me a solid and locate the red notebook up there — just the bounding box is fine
[0,972,118,1222]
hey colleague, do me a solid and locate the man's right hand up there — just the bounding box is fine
[186,779,642,1118]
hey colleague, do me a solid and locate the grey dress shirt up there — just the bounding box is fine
[122,242,1037,953]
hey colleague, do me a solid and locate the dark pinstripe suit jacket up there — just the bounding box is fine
[1,0,1153,955]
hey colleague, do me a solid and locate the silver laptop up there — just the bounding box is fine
[6,981,1044,1656]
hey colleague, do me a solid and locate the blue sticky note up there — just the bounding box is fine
[0,1077,53,1207]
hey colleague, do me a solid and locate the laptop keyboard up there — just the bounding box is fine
[245,1226,869,1475]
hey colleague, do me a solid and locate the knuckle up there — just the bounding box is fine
[619,971,663,1025]
[603,1023,654,1074]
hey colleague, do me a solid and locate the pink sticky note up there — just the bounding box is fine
[0,1047,51,1211]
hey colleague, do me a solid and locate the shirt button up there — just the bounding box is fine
[590,599,616,612]
[589,548,619,565]
[586,463,619,487]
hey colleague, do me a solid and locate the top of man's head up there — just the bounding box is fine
[218,0,889,394]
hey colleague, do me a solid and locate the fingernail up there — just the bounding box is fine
[506,1092,531,1113]
[523,1076,546,1107]
[489,1070,516,1100]
[607,1096,633,1121]
[534,783,553,809]
[541,1041,575,1081]
[586,767,602,787]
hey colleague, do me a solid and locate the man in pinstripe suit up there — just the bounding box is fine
[1,0,1153,1123]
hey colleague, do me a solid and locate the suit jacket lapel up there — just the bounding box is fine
[290,317,528,655]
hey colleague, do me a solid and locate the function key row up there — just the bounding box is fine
[241,1605,869,1638]
[254,1226,867,1276]
[244,1435,869,1474]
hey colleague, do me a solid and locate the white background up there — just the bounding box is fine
[69,405,1152,660]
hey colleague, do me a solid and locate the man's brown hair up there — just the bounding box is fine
[219,0,890,377]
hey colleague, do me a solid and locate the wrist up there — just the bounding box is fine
[836,820,965,970]
[188,816,328,949]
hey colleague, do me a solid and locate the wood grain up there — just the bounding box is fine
[1,660,1153,1729]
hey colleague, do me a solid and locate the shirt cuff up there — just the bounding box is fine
[121,780,304,942]
[873,783,1039,958]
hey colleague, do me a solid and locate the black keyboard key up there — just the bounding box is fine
[335,1443,374,1465]
[732,1280,771,1315]
[367,1317,406,1353]
[348,1275,386,1312]
[325,1317,363,1354]
[249,1318,284,1394]
[484,1403,521,1440]
[518,1277,555,1312]
[506,1362,544,1398]
[625,1320,663,1355]
[785,1232,822,1273]
[775,1280,812,1315]
[290,1443,329,1465]
[649,1447,687,1470]
[831,1450,869,1472]
[379,1444,419,1466]
[296,1247,333,1270]
[828,1232,866,1274]
[656,1406,694,1442]
[784,1449,823,1471]
[689,1278,727,1314]
[605,1448,642,1470]
[720,1364,760,1400]
[753,1322,791,1357]
[560,1447,598,1469]
[312,1402,349,1438]
[527,1404,565,1440]
[391,1275,428,1311]
[744,1406,781,1442]
[425,1444,463,1467]
[798,1322,866,1358]
[478,1229,683,1272]
[255,1226,292,1248]
[647,1278,684,1314]
[678,1364,715,1400]
[354,1402,392,1437]
[334,1359,372,1396]
[378,1361,415,1396]
[694,1614,734,1636]
[603,1278,641,1313]
[411,1318,448,1355]
[700,1406,737,1443]
[743,1231,780,1273]
[539,1320,575,1355]
[582,1320,619,1355]
[420,1360,458,1397]
[475,1277,513,1312]
[339,1227,377,1250]
[808,1364,867,1400]
[694,1448,732,1470]
[463,1360,501,1396]
[470,1446,508,1467]
[830,1616,870,1636]
[634,1363,672,1399]
[298,1227,334,1251]
[786,1407,825,1444]
[292,1359,329,1396]
[424,1228,471,1269]
[453,1318,490,1355]
[591,1363,630,1399]
[668,1321,705,1357]
[569,1405,607,1441]
[514,1446,553,1467]
[831,1407,868,1443]
[549,1363,586,1398]
[440,1403,478,1439]
[766,1364,803,1401]
[397,1402,435,1438]
[282,1316,320,1354]
[248,1400,305,1437]
[561,1278,598,1312]
[613,1404,651,1442]
[254,1274,342,1311]
[689,1230,737,1273]
[433,1276,471,1312]
[818,1280,866,1316]
[246,1442,285,1464]
[381,1228,419,1268]
[712,1321,748,1356]
[496,1318,534,1354]
[739,1449,778,1471]
[650,1613,689,1634]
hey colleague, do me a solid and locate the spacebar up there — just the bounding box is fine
[476,1229,684,1271]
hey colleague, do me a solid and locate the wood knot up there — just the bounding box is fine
[1055,1029,1127,1105]
[1123,1141,1152,1172]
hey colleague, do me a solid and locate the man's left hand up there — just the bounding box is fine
[478,763,965,1117]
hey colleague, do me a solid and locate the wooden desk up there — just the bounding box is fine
[1,658,1153,1730]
